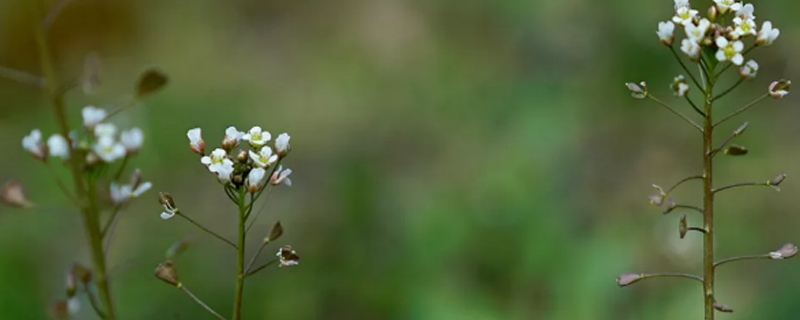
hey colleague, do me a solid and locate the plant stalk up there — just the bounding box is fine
[702,71,715,320]
[232,190,247,320]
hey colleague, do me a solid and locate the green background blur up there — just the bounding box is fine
[1,0,799,319]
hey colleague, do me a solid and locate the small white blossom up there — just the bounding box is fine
[160,194,179,220]
[111,181,152,204]
[93,136,126,162]
[82,106,107,128]
[769,80,791,99]
[249,147,278,168]
[625,81,648,99]
[187,128,205,154]
[222,126,244,149]
[672,4,699,26]
[714,0,742,14]
[47,134,69,160]
[684,18,710,41]
[201,148,235,183]
[738,60,758,79]
[243,126,271,147]
[22,129,46,159]
[681,38,701,61]
[734,3,754,20]
[769,251,784,259]
[276,246,300,268]
[271,165,292,187]
[672,75,690,97]
[715,37,745,66]
[756,21,780,46]
[656,21,675,46]
[732,17,757,38]
[247,168,267,193]
[275,133,291,156]
[120,127,144,153]
[94,123,117,138]
[67,297,80,315]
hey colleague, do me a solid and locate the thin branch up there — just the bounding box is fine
[101,205,124,237]
[44,161,80,207]
[84,283,108,319]
[179,285,228,320]
[670,204,705,215]
[647,95,703,132]
[688,226,707,234]
[244,240,269,274]
[698,57,711,90]
[245,258,279,278]
[666,175,704,194]
[113,156,129,181]
[176,213,236,249]
[712,78,744,102]
[98,96,139,123]
[713,254,770,269]
[670,46,702,89]
[685,95,706,117]
[712,181,768,194]
[640,272,704,283]
[245,186,275,233]
[0,65,45,88]
[713,93,769,127]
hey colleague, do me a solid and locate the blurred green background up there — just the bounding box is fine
[1,0,800,319]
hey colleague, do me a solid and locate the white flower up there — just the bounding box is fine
[715,37,744,65]
[247,168,267,193]
[738,60,758,79]
[756,21,780,46]
[47,134,69,160]
[684,18,710,41]
[732,17,757,38]
[111,181,152,204]
[222,126,244,149]
[22,129,46,159]
[672,5,699,26]
[67,297,80,315]
[656,21,675,46]
[187,128,205,154]
[249,147,278,168]
[271,165,292,187]
[160,194,179,220]
[275,133,291,156]
[82,106,107,128]
[735,3,754,20]
[714,0,742,14]
[201,148,235,183]
[276,245,300,268]
[769,80,791,99]
[674,0,689,10]
[769,251,783,259]
[94,123,117,138]
[93,136,126,162]
[625,81,647,99]
[681,38,701,61]
[243,126,271,147]
[120,127,144,153]
[672,75,690,97]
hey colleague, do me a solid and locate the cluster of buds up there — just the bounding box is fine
[185,126,292,193]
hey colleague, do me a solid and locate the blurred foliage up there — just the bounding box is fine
[1,0,800,319]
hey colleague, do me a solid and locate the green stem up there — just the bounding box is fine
[647,95,703,132]
[176,213,237,248]
[712,181,768,194]
[33,2,117,318]
[712,94,769,127]
[665,175,704,194]
[84,283,108,319]
[713,254,770,269]
[641,272,704,283]
[245,258,279,278]
[180,284,228,320]
[711,78,744,102]
[0,65,45,87]
[670,46,702,89]
[702,63,715,320]
[244,240,269,274]
[232,189,247,320]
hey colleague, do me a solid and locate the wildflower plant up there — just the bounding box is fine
[1,2,167,319]
[154,127,298,320]
[619,0,794,318]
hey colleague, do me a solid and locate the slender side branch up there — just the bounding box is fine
[0,65,45,87]
[647,95,703,132]
[176,213,236,248]
[666,175,704,194]
[244,240,269,274]
[179,285,228,320]
[670,46,703,89]
[641,272,704,283]
[44,162,79,206]
[688,226,707,234]
[672,204,705,214]
[713,93,769,127]
[245,258,279,278]
[711,78,744,102]
[84,283,108,319]
[685,95,706,117]
[245,186,275,233]
[713,254,770,269]
[712,181,768,194]
[98,96,140,123]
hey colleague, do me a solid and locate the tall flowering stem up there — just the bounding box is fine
[620,1,794,319]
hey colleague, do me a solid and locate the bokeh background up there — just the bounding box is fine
[1,0,800,319]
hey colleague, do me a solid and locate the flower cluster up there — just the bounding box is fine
[658,0,778,69]
[186,126,292,192]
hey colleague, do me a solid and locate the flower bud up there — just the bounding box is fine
[136,69,168,98]
[733,122,748,136]
[1,180,34,208]
[187,128,205,155]
[713,301,733,313]
[769,79,791,99]
[768,173,786,191]
[738,60,759,80]
[679,214,688,239]
[159,192,177,212]
[769,243,797,259]
[154,260,180,286]
[277,245,300,268]
[708,5,718,22]
[237,150,249,163]
[267,221,283,242]
[625,81,648,99]
[616,273,643,287]
[671,75,690,97]
[723,144,748,156]
[71,263,92,285]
